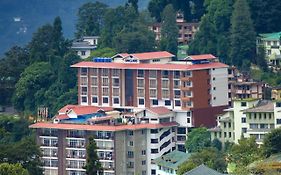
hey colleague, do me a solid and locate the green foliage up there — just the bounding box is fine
[230,0,256,69]
[256,45,268,71]
[185,127,211,153]
[211,138,222,151]
[177,147,227,175]
[228,137,262,174]
[75,2,108,38]
[0,163,29,175]
[263,128,281,157]
[86,48,117,61]
[160,4,178,55]
[85,136,102,175]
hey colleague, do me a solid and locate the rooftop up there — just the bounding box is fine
[154,150,191,170]
[71,61,228,71]
[112,51,175,60]
[259,32,281,41]
[148,106,172,115]
[243,100,274,113]
[186,54,216,61]
[183,164,226,175]
[58,105,113,115]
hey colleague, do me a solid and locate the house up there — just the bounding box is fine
[183,164,226,175]
[257,32,281,67]
[71,36,99,59]
[154,150,191,175]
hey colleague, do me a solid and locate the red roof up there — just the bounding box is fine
[58,105,113,115]
[187,54,216,60]
[55,114,69,120]
[71,62,228,71]
[131,51,175,60]
[148,106,172,115]
[29,122,178,131]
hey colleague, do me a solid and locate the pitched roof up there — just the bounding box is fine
[243,101,274,113]
[131,51,175,60]
[259,32,281,41]
[187,54,216,60]
[71,62,228,71]
[112,53,130,58]
[55,114,69,120]
[154,150,191,170]
[148,106,172,115]
[183,164,226,175]
[29,121,178,131]
[58,105,113,115]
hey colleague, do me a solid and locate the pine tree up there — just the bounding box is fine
[85,136,102,175]
[160,4,178,55]
[230,0,256,69]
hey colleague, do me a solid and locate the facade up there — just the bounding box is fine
[72,51,229,151]
[271,86,281,100]
[149,14,199,45]
[227,67,264,106]
[257,32,281,67]
[154,150,191,175]
[30,105,178,175]
[210,99,281,145]
[71,36,99,59]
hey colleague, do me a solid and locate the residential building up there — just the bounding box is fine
[227,66,264,106]
[210,99,281,145]
[149,13,199,45]
[71,36,99,59]
[257,32,281,67]
[30,105,178,175]
[154,150,191,175]
[183,164,226,175]
[271,86,281,100]
[71,51,229,151]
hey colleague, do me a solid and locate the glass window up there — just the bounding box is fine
[139,98,144,105]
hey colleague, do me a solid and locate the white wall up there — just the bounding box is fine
[210,68,228,107]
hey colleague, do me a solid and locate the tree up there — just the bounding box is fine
[211,138,222,151]
[256,45,268,71]
[160,4,178,55]
[0,163,29,175]
[185,127,211,153]
[228,137,262,174]
[85,136,102,175]
[76,2,108,38]
[229,0,256,69]
[127,0,138,13]
[177,147,227,175]
[86,48,117,61]
[263,128,281,157]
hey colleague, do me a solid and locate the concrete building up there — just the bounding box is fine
[71,36,99,59]
[227,67,264,106]
[257,32,281,67]
[149,14,199,45]
[30,105,178,175]
[210,99,281,145]
[72,51,229,151]
[154,150,191,175]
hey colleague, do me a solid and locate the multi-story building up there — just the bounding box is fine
[30,105,178,175]
[257,32,281,67]
[210,99,281,145]
[227,66,264,106]
[71,36,99,59]
[149,14,199,45]
[71,51,229,151]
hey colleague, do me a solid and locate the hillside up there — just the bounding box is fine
[0,0,149,56]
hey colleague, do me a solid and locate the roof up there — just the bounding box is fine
[187,54,216,61]
[55,114,69,120]
[148,106,172,115]
[71,62,228,71]
[243,101,274,113]
[82,36,100,39]
[183,164,225,175]
[71,41,97,49]
[259,32,281,41]
[58,105,113,115]
[154,150,191,170]
[131,51,175,60]
[29,122,178,131]
[112,53,130,58]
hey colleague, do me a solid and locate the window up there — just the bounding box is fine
[150,89,157,98]
[103,97,108,103]
[129,141,133,146]
[92,97,98,103]
[113,88,119,96]
[183,71,192,77]
[141,130,145,135]
[81,87,87,95]
[137,79,144,87]
[162,80,169,88]
[141,150,146,155]
[142,161,146,165]
[151,139,158,143]
[186,101,192,107]
[102,87,109,96]
[101,69,109,76]
[138,89,144,97]
[174,80,180,89]
[277,119,281,124]
[91,77,98,86]
[175,100,181,107]
[162,70,169,78]
[152,59,160,62]
[276,102,281,107]
[91,68,98,76]
[149,70,157,78]
[139,98,144,105]
[242,128,247,133]
[137,70,144,77]
[229,132,232,138]
[151,129,158,133]
[112,78,119,86]
[174,90,181,98]
[213,87,216,90]
[162,90,170,99]
[177,127,186,134]
[112,69,120,76]
[151,149,158,154]
[128,131,134,136]
[165,100,171,106]
[142,171,146,175]
[241,102,247,107]
[184,91,192,97]
[80,77,87,86]
[250,124,258,129]
[174,71,180,79]
[241,118,246,123]
[81,51,86,56]
[102,78,109,86]
[81,68,87,75]
[152,99,158,105]
[187,118,191,123]
[113,98,119,104]
[82,97,87,103]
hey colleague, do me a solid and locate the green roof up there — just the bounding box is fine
[154,150,191,170]
[183,164,226,175]
[259,32,281,41]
